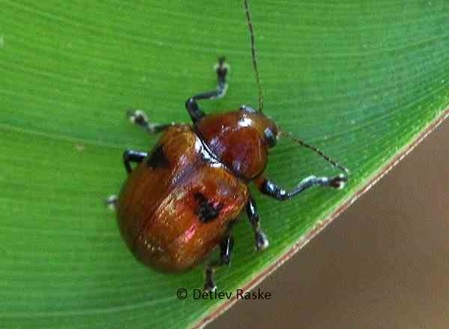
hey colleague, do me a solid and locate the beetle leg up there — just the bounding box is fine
[123,149,148,174]
[246,195,269,251]
[204,233,234,292]
[185,56,229,124]
[127,109,175,134]
[254,173,347,201]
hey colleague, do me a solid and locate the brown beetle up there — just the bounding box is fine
[108,0,348,291]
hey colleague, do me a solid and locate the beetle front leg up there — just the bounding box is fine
[127,109,176,134]
[246,196,269,250]
[123,149,148,174]
[204,233,234,292]
[185,57,229,124]
[255,174,347,201]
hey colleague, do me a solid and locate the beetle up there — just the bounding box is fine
[107,0,348,291]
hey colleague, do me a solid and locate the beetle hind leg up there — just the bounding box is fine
[204,233,234,292]
[127,109,175,134]
[246,195,269,251]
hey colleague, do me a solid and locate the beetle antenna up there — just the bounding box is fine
[243,0,264,112]
[280,130,350,175]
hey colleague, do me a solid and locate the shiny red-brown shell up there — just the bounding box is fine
[117,110,277,272]
[196,109,277,181]
[117,125,248,271]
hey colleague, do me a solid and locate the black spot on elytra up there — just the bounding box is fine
[194,192,223,223]
[146,144,169,169]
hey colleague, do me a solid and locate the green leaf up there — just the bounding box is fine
[1,1,448,328]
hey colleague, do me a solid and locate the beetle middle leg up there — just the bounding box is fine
[127,109,176,134]
[254,173,347,201]
[105,150,148,209]
[123,149,148,174]
[246,195,269,250]
[185,56,229,124]
[204,233,234,292]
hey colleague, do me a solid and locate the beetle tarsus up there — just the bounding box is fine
[105,195,118,211]
[329,173,347,189]
[255,231,269,251]
[127,109,174,134]
[214,56,229,88]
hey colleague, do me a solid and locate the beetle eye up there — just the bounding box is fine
[239,105,257,113]
[264,128,277,148]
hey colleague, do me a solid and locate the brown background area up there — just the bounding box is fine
[211,119,449,329]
